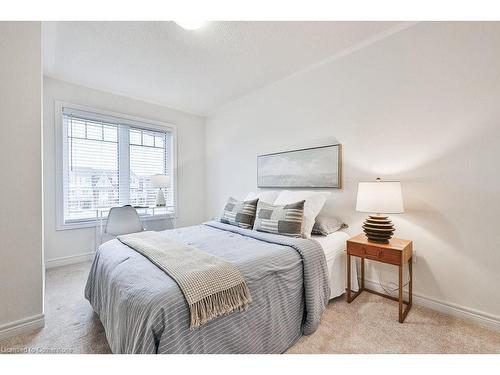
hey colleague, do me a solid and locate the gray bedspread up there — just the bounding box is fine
[84,221,330,354]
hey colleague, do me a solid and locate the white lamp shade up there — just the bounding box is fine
[151,174,170,188]
[356,180,404,214]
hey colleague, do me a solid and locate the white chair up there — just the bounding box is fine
[104,205,144,239]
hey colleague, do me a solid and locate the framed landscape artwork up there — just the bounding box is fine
[257,144,342,188]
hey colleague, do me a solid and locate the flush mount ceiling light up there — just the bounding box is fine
[174,20,207,30]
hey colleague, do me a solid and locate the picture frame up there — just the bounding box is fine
[257,144,342,188]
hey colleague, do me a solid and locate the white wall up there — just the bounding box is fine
[206,23,500,320]
[43,77,206,263]
[0,22,44,330]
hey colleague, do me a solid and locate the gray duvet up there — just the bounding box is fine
[84,221,330,354]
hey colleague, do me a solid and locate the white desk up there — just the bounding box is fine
[95,206,176,251]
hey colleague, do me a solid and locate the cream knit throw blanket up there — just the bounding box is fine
[117,231,252,328]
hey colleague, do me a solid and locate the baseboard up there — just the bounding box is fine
[45,252,94,269]
[0,314,45,342]
[364,278,500,332]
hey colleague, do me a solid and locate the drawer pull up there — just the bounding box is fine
[364,248,381,259]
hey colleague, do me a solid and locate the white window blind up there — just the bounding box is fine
[60,107,175,226]
[129,127,172,207]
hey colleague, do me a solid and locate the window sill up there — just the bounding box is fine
[56,213,177,231]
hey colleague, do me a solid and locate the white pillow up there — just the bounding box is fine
[244,190,280,204]
[274,190,331,238]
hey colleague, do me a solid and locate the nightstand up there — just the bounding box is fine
[346,234,413,323]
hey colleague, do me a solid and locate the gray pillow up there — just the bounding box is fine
[253,200,305,237]
[220,197,258,229]
[311,216,347,236]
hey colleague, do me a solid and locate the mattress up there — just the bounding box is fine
[312,232,359,299]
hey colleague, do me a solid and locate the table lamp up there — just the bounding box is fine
[151,174,170,207]
[355,178,404,243]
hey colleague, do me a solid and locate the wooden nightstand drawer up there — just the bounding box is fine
[347,242,402,265]
[377,248,401,265]
[346,242,366,257]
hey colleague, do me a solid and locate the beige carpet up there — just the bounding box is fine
[1,261,499,354]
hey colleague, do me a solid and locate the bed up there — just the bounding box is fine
[85,221,352,354]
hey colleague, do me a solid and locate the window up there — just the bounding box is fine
[57,104,176,228]
[129,127,172,207]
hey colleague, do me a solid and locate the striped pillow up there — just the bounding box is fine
[220,197,258,229]
[253,200,305,237]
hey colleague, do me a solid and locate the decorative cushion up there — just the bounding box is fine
[312,216,348,236]
[253,200,305,237]
[220,197,258,229]
[274,190,330,238]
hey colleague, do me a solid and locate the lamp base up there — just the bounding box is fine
[362,215,395,244]
[156,188,166,207]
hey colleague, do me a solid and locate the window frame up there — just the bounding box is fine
[55,101,178,231]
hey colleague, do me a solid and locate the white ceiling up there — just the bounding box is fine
[43,21,406,116]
